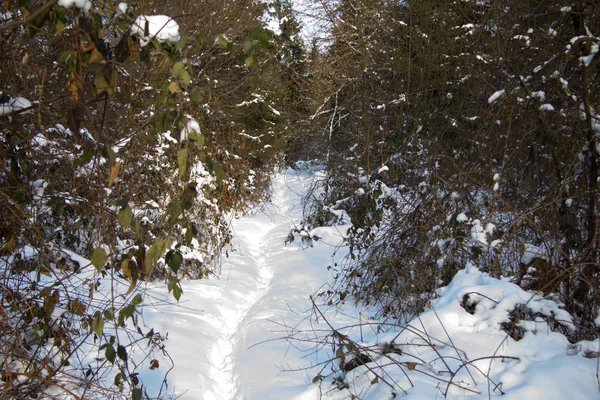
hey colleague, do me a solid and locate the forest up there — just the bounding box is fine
[0,0,598,398]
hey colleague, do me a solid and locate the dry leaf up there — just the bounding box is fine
[89,47,102,64]
[108,162,121,186]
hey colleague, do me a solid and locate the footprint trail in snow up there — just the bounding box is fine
[142,168,347,399]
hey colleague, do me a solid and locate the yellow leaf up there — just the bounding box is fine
[168,80,180,93]
[108,162,120,186]
[121,259,131,277]
[83,41,96,53]
[68,75,80,100]
[2,237,16,253]
[89,47,102,64]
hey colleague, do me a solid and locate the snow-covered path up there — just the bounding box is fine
[141,169,345,399]
[138,168,600,400]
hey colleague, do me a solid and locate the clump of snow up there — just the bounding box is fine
[117,2,128,15]
[377,165,389,174]
[0,96,33,116]
[531,91,546,101]
[131,15,180,47]
[539,103,555,111]
[456,212,468,222]
[180,119,200,143]
[58,0,92,13]
[521,243,549,265]
[488,89,505,104]
[0,10,12,23]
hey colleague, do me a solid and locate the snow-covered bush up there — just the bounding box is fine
[0,0,291,397]
[301,0,599,343]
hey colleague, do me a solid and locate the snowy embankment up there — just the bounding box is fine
[140,168,599,399]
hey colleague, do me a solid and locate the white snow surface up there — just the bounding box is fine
[140,169,355,399]
[132,169,599,399]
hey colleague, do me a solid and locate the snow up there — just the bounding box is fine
[139,169,353,399]
[456,212,469,222]
[131,15,180,47]
[3,167,598,399]
[58,0,92,13]
[488,89,505,104]
[180,119,201,143]
[289,264,595,399]
[117,2,128,15]
[130,168,599,399]
[0,96,33,116]
[521,243,549,265]
[539,103,555,111]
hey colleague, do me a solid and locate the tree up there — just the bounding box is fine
[302,0,599,339]
[0,0,287,397]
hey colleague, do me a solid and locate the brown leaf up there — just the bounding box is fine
[406,362,417,370]
[108,162,120,186]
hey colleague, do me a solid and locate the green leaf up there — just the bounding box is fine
[103,308,114,321]
[178,70,191,90]
[167,201,183,226]
[244,55,255,67]
[212,163,225,184]
[104,144,117,165]
[258,31,270,47]
[91,312,104,337]
[178,148,189,182]
[184,225,193,246]
[105,344,116,363]
[168,279,183,301]
[144,238,166,275]
[175,33,189,51]
[165,250,183,273]
[132,388,142,400]
[243,40,257,55]
[77,146,94,166]
[132,293,143,306]
[91,247,107,272]
[117,345,127,362]
[140,45,150,62]
[94,73,109,95]
[189,130,204,148]
[171,61,185,77]
[471,245,483,260]
[173,284,182,301]
[115,199,129,208]
[218,35,232,50]
[118,304,136,325]
[190,88,206,105]
[118,206,133,227]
